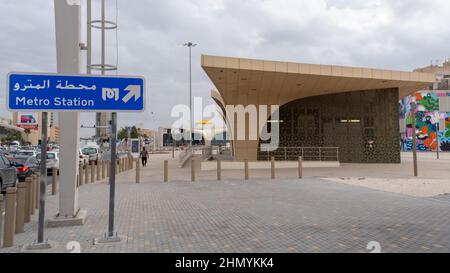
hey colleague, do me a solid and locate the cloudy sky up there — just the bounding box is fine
[1,0,450,137]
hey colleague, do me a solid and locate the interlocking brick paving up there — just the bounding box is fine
[2,171,450,253]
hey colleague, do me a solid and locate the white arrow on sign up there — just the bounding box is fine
[122,85,141,103]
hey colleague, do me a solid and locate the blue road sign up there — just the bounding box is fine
[7,73,145,112]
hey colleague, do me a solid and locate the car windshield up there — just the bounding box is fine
[82,147,97,155]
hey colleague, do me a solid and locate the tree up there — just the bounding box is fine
[117,126,139,140]
[2,131,24,143]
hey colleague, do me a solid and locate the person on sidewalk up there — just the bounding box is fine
[140,147,149,167]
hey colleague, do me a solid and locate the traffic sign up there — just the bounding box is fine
[7,73,145,112]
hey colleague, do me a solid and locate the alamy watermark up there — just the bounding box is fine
[170,97,280,151]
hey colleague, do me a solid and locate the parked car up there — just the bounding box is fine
[8,155,39,182]
[36,151,59,175]
[81,145,102,165]
[0,155,17,193]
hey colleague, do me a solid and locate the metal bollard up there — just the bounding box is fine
[164,160,168,182]
[0,194,3,246]
[85,164,89,184]
[217,160,221,181]
[30,175,35,216]
[24,177,32,223]
[79,164,84,186]
[298,156,303,179]
[3,187,17,248]
[52,167,58,195]
[136,159,140,184]
[15,183,26,234]
[97,161,101,181]
[91,164,95,183]
[244,159,249,180]
[102,160,106,179]
[271,157,275,179]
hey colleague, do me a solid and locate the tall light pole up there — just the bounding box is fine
[184,42,196,147]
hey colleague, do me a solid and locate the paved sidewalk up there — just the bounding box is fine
[1,152,450,253]
[1,160,450,253]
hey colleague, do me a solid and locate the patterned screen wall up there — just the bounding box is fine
[259,88,401,163]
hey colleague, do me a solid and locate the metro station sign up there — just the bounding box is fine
[7,73,145,112]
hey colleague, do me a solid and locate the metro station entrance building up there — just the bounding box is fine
[202,55,435,163]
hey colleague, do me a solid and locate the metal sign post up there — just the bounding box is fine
[38,112,48,244]
[8,73,145,245]
[107,112,118,240]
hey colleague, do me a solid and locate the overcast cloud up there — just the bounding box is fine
[1,0,450,137]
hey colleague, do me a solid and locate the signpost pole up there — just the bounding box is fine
[37,112,48,244]
[107,112,119,240]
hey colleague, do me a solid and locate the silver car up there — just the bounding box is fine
[0,155,17,193]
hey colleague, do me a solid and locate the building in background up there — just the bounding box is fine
[202,55,435,163]
[12,112,60,144]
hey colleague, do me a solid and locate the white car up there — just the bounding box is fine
[36,151,59,174]
[81,146,102,165]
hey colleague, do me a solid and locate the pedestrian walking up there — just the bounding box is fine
[140,147,149,167]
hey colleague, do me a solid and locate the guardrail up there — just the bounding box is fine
[257,147,340,162]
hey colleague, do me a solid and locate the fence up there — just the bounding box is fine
[258,147,339,162]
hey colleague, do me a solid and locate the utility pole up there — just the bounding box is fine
[96,0,106,144]
[184,42,196,148]
[90,0,120,243]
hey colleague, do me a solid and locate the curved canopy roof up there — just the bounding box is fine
[202,55,436,107]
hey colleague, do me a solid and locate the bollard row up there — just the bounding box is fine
[75,159,137,188]
[157,157,304,183]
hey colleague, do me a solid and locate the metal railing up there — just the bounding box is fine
[257,147,340,162]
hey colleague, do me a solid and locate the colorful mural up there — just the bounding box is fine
[400,91,450,152]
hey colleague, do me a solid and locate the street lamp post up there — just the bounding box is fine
[184,42,197,148]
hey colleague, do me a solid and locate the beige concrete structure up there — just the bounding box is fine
[202,55,436,161]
